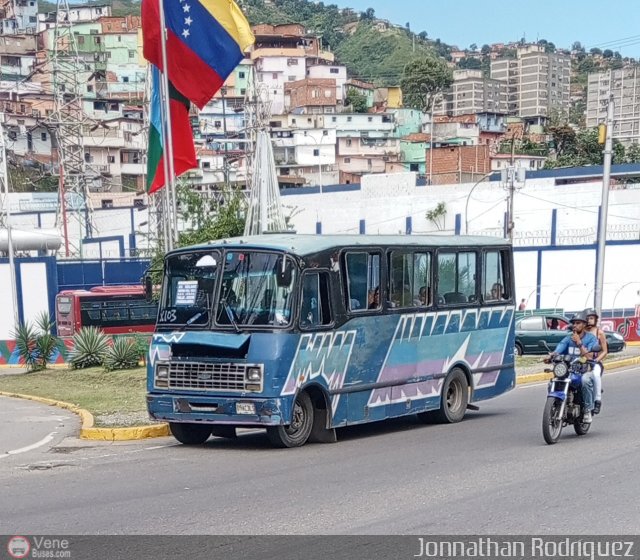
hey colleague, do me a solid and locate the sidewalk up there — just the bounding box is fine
[516,345,640,377]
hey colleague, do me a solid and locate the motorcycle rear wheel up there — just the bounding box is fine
[542,397,564,444]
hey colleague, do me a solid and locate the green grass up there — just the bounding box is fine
[516,356,543,368]
[0,367,148,425]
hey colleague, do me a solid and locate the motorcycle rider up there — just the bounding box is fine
[583,308,607,415]
[545,311,599,423]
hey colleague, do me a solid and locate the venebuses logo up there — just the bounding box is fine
[7,536,31,559]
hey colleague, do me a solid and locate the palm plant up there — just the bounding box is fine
[70,327,110,370]
[103,337,141,372]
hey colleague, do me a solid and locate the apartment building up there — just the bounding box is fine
[587,66,640,142]
[0,34,36,80]
[491,45,571,121]
[269,118,338,187]
[0,0,38,35]
[438,70,508,116]
[251,24,335,116]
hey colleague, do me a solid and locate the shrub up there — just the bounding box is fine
[11,312,60,372]
[70,327,109,369]
[103,337,141,372]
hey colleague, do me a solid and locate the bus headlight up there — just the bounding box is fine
[156,364,169,380]
[246,367,262,382]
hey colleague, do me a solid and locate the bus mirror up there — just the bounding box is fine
[144,275,153,302]
[276,258,293,287]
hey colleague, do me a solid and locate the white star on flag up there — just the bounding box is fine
[183,3,190,12]
[185,16,192,25]
[182,28,190,38]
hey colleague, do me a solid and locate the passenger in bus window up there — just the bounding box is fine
[488,282,505,301]
[367,286,380,309]
[415,286,431,306]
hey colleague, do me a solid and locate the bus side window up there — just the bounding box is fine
[300,271,332,328]
[484,250,510,302]
[344,252,380,312]
[437,251,478,305]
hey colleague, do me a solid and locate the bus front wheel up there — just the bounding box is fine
[169,422,212,445]
[266,392,314,448]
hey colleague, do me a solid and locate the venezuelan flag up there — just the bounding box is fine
[146,65,197,194]
[142,0,254,109]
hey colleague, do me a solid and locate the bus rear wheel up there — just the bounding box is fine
[169,422,212,445]
[266,392,314,448]
[430,368,469,424]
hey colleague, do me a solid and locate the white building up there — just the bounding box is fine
[306,64,348,103]
[587,66,640,143]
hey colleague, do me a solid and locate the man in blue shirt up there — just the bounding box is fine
[546,311,599,423]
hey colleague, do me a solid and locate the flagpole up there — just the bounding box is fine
[0,113,19,330]
[157,0,179,245]
[157,68,174,252]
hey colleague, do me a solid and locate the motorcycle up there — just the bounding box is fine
[542,351,595,445]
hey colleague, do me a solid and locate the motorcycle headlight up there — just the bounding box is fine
[553,362,569,379]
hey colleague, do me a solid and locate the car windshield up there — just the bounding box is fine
[215,250,297,328]
[158,250,221,328]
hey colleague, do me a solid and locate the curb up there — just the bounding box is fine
[0,391,169,441]
[516,355,640,386]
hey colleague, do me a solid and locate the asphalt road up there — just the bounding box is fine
[0,397,78,461]
[0,367,639,535]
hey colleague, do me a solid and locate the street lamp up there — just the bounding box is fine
[464,171,493,234]
[612,282,640,315]
[554,283,586,310]
[303,131,323,194]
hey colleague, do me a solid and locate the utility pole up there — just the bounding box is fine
[0,113,19,330]
[594,95,615,317]
[221,87,230,187]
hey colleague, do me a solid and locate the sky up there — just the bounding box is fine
[335,0,640,57]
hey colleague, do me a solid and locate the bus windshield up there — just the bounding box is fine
[215,250,296,329]
[159,250,221,327]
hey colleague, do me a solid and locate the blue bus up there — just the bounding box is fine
[147,234,516,447]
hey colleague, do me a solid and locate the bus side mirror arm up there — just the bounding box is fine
[144,275,153,302]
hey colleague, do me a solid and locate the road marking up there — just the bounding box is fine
[0,431,57,459]
[518,364,638,389]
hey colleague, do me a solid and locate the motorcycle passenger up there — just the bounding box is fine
[583,308,607,415]
[545,311,599,423]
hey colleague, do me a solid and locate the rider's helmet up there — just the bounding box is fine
[584,307,599,319]
[569,310,589,324]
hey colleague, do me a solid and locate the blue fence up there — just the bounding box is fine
[57,258,151,292]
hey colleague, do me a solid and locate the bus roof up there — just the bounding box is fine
[170,234,510,258]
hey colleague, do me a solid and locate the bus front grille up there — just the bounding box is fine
[168,362,248,392]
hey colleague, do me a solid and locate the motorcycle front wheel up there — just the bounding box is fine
[542,397,564,444]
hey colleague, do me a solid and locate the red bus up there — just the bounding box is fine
[56,286,157,337]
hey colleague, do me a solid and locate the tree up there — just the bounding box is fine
[547,123,577,157]
[590,48,602,55]
[345,88,369,113]
[418,31,428,40]
[360,7,375,20]
[426,202,447,231]
[572,41,584,52]
[401,57,453,112]
[626,143,640,164]
[603,49,614,59]
[481,44,491,55]
[469,43,477,52]
[458,57,482,70]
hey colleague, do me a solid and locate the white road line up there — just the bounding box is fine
[518,364,638,389]
[0,431,57,459]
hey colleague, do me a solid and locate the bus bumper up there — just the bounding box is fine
[146,393,288,426]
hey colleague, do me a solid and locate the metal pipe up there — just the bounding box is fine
[594,95,614,317]
[0,113,19,329]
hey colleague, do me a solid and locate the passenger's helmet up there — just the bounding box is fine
[570,311,589,324]
[584,308,599,319]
